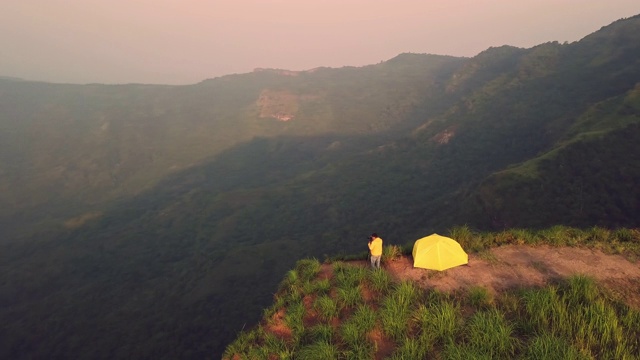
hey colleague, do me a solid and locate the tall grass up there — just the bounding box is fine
[442,343,494,360]
[382,244,402,263]
[389,337,427,359]
[341,341,375,360]
[296,340,339,360]
[538,225,590,246]
[449,224,486,252]
[336,285,363,309]
[521,275,639,359]
[510,228,538,244]
[521,286,566,334]
[313,295,338,322]
[339,314,376,360]
[313,278,332,294]
[300,278,332,296]
[380,281,420,341]
[284,301,306,340]
[467,285,494,308]
[412,301,461,347]
[564,275,599,306]
[225,226,640,359]
[367,267,392,294]
[620,309,640,356]
[350,304,377,333]
[465,308,518,357]
[302,324,334,344]
[522,334,587,360]
[222,329,254,359]
[589,226,612,242]
[262,331,294,359]
[295,258,322,281]
[333,262,367,289]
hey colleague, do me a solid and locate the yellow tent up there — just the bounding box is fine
[412,233,468,271]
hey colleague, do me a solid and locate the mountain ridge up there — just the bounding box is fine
[1,14,639,359]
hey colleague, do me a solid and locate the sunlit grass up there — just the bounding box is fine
[449,224,488,252]
[367,267,392,294]
[284,301,306,340]
[522,334,587,360]
[302,324,334,345]
[336,285,362,309]
[442,343,494,360]
[341,340,375,360]
[225,227,640,359]
[313,295,338,322]
[313,278,331,295]
[467,285,494,309]
[227,271,640,360]
[262,331,294,359]
[350,304,377,332]
[380,281,420,341]
[339,304,377,352]
[465,308,518,358]
[333,262,367,289]
[295,258,322,281]
[296,340,339,360]
[521,285,565,334]
[389,337,427,359]
[382,244,402,263]
[412,301,461,347]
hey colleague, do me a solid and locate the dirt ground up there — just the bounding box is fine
[384,244,640,308]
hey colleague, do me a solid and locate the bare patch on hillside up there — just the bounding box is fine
[63,211,103,229]
[257,89,299,121]
[256,89,321,121]
[430,125,458,144]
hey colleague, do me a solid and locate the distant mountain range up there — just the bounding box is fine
[1,14,639,360]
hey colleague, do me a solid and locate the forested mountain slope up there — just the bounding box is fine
[0,14,639,360]
[0,53,464,241]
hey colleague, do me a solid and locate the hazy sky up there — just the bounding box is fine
[1,1,638,85]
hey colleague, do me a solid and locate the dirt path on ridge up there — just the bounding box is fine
[382,245,640,308]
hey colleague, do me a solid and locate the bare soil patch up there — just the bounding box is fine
[384,244,640,308]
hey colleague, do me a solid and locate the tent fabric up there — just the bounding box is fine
[412,233,468,271]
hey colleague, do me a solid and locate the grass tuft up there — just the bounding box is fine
[467,285,494,309]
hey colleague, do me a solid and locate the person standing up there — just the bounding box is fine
[368,233,383,269]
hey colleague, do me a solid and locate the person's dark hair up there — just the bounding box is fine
[371,233,378,238]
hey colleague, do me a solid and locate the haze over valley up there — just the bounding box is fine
[1,12,640,360]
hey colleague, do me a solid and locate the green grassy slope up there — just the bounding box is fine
[0,54,464,240]
[224,228,640,359]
